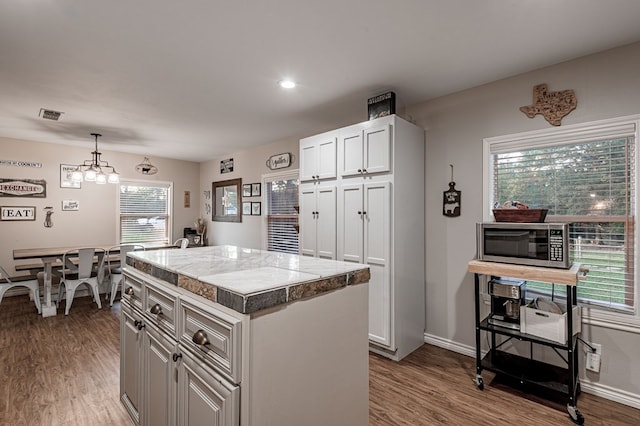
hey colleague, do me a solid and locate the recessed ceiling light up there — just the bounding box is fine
[278,80,296,89]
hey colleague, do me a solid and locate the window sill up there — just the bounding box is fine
[582,307,640,334]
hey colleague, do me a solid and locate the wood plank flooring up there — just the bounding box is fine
[1,294,638,425]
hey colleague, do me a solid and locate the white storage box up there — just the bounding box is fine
[520,302,581,344]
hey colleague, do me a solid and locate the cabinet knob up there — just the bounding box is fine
[192,329,211,347]
[357,211,362,215]
[125,287,135,296]
[362,168,367,173]
[172,353,182,362]
[134,319,145,330]
[149,303,163,316]
[357,169,362,173]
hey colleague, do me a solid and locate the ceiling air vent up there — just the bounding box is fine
[38,108,64,121]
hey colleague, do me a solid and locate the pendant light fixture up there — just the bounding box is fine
[71,133,120,184]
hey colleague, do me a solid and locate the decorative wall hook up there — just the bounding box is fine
[443,164,461,217]
[44,206,54,228]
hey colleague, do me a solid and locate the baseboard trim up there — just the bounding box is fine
[423,333,640,410]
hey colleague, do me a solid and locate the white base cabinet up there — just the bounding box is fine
[301,114,425,361]
[121,265,369,426]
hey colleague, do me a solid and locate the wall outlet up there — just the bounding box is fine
[584,342,602,373]
[586,352,601,372]
[583,342,602,355]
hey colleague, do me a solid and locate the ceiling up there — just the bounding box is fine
[2,1,640,163]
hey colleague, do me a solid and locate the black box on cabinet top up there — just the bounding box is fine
[367,91,396,120]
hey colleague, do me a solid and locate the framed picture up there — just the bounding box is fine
[251,202,261,216]
[1,206,36,221]
[242,184,252,197]
[242,201,252,215]
[61,199,79,211]
[60,164,81,189]
[251,183,261,197]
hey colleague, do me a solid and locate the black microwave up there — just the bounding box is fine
[476,222,571,269]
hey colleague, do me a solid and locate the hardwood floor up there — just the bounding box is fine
[1,294,638,425]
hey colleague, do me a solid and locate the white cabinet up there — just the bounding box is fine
[177,353,240,426]
[121,274,241,426]
[339,182,392,347]
[340,122,391,177]
[299,132,337,182]
[299,184,336,259]
[302,114,425,361]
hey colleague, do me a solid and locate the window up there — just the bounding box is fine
[118,181,172,246]
[263,172,299,254]
[484,117,638,315]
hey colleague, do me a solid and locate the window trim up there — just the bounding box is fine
[261,169,299,252]
[116,178,174,246]
[483,114,640,332]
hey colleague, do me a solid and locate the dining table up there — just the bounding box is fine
[13,245,117,317]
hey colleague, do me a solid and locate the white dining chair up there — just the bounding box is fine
[106,244,145,306]
[57,248,104,315]
[0,265,42,314]
[174,238,189,249]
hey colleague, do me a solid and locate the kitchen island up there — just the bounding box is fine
[120,245,370,426]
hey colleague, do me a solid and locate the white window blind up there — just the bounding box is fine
[264,174,299,254]
[486,119,637,313]
[119,182,171,245]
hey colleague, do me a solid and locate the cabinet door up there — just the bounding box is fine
[299,138,318,182]
[339,184,364,263]
[143,323,177,426]
[364,182,392,348]
[363,124,391,175]
[340,127,363,177]
[299,186,317,257]
[177,352,240,426]
[316,186,336,259]
[317,136,337,180]
[121,304,143,425]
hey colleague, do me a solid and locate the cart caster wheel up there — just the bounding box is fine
[567,404,584,425]
[475,375,484,390]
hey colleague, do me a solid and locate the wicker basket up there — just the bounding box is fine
[492,209,548,223]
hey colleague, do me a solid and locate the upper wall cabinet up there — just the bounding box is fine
[299,132,337,182]
[340,123,391,178]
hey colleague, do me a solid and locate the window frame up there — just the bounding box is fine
[483,115,640,332]
[116,179,174,247]
[261,169,300,254]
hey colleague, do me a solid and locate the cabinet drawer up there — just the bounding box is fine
[143,279,179,338]
[179,297,242,384]
[122,273,144,312]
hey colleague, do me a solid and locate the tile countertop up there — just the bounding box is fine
[126,245,370,314]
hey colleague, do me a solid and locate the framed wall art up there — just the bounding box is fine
[1,206,36,221]
[243,184,252,197]
[251,183,261,197]
[61,199,79,211]
[60,164,81,189]
[242,201,251,215]
[251,202,261,216]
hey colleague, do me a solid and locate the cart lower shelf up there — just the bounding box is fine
[480,350,575,397]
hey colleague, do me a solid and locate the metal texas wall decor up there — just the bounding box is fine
[519,83,577,126]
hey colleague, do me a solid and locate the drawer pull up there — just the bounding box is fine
[192,329,211,347]
[149,303,163,316]
[125,287,135,296]
[172,353,182,362]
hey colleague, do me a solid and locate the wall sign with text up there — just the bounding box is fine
[220,158,234,174]
[1,206,36,221]
[0,179,47,197]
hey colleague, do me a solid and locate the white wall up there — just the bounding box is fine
[198,137,299,249]
[405,42,640,404]
[0,137,200,275]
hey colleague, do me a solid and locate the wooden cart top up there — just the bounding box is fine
[467,260,585,286]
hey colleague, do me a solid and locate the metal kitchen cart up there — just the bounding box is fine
[467,260,587,425]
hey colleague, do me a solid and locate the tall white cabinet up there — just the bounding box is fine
[299,114,425,361]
